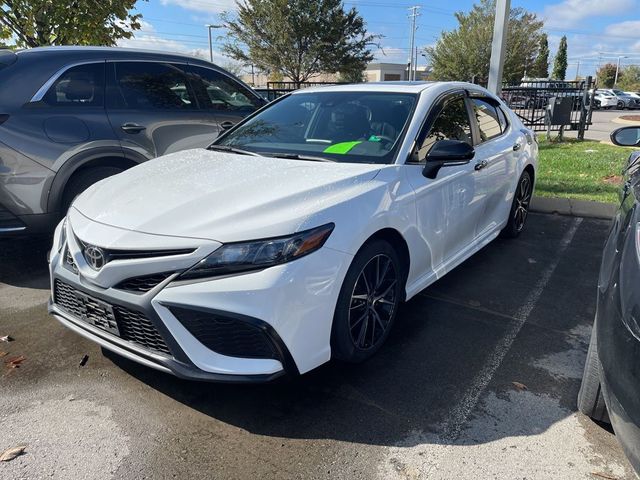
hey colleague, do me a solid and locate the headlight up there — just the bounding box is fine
[180,223,335,280]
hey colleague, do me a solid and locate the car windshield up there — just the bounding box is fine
[613,89,626,96]
[215,91,417,164]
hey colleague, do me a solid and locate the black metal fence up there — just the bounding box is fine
[256,81,347,101]
[500,77,595,136]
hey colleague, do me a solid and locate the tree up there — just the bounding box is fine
[426,0,544,84]
[0,0,145,48]
[337,66,366,83]
[597,63,618,88]
[221,0,377,84]
[530,33,549,78]
[552,35,568,80]
[618,65,640,91]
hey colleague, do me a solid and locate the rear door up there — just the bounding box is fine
[184,65,264,133]
[105,61,219,159]
[467,96,517,237]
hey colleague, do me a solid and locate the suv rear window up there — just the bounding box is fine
[43,63,105,107]
[108,62,195,110]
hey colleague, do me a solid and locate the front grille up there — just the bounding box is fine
[114,272,173,293]
[170,306,278,359]
[54,280,171,356]
[0,204,24,229]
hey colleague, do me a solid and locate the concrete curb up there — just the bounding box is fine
[530,196,617,219]
[612,116,640,125]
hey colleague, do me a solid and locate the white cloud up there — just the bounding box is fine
[160,0,237,14]
[542,0,635,28]
[604,20,640,38]
[117,21,232,66]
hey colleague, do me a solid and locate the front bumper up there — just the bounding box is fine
[48,215,353,382]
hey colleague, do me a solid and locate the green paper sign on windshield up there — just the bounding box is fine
[323,141,362,154]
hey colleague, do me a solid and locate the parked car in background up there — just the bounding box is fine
[591,90,618,110]
[598,89,640,109]
[0,46,265,236]
[626,91,640,102]
[48,82,537,382]
[578,125,640,476]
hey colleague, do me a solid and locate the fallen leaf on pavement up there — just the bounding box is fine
[512,381,528,391]
[0,351,7,358]
[5,355,25,368]
[0,445,26,462]
[79,354,89,367]
[591,472,618,480]
[0,335,12,342]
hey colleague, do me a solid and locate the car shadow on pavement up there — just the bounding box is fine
[0,236,51,290]
[103,214,611,449]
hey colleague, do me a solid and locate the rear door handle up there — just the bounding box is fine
[220,121,235,130]
[474,160,488,171]
[121,123,146,133]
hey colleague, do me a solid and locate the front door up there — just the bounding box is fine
[405,92,486,274]
[106,61,220,159]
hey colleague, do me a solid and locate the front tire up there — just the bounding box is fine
[501,170,532,239]
[577,323,610,423]
[331,240,403,363]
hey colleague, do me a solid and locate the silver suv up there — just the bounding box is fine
[0,47,265,236]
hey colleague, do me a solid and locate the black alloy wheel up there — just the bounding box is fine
[331,240,402,362]
[501,170,532,238]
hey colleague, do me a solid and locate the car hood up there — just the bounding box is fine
[72,149,382,242]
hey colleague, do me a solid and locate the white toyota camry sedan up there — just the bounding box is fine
[48,82,538,382]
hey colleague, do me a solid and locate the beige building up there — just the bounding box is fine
[365,63,431,82]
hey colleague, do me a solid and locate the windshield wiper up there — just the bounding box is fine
[261,152,335,163]
[207,144,259,156]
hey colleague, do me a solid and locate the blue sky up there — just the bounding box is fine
[118,0,640,79]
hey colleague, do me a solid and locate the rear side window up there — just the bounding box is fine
[470,98,502,142]
[43,63,105,107]
[186,65,263,111]
[108,62,195,110]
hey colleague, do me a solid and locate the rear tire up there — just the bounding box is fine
[331,240,403,363]
[577,323,610,423]
[500,170,532,239]
[62,166,123,213]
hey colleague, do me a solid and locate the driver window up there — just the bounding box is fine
[416,96,472,162]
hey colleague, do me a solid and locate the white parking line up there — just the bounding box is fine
[439,217,583,442]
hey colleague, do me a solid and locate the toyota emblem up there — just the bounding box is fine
[84,245,106,270]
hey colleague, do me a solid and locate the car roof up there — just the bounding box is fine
[291,81,480,95]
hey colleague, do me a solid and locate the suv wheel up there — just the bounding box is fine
[62,166,123,213]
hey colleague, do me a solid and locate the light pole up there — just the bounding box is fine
[206,24,223,63]
[487,0,511,95]
[614,55,627,87]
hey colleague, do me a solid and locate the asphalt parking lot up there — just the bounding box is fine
[0,213,637,479]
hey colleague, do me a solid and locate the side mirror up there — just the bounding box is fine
[422,139,475,179]
[611,126,640,147]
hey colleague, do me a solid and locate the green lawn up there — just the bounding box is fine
[536,138,635,204]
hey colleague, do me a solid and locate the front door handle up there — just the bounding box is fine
[220,121,235,130]
[513,143,522,151]
[121,123,146,133]
[474,160,488,171]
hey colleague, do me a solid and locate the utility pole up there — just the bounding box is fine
[408,6,420,81]
[575,60,580,80]
[487,0,510,95]
[206,24,223,62]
